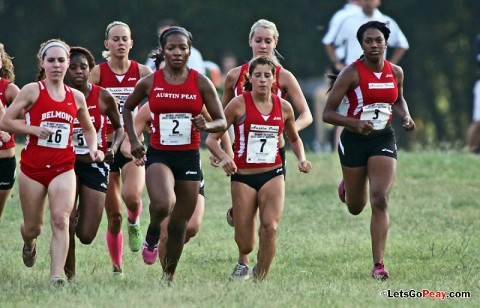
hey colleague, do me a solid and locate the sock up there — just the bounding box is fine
[106,229,123,267]
[145,224,161,247]
[127,201,143,224]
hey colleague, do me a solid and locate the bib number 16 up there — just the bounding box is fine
[37,121,70,149]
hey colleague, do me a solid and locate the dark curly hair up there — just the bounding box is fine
[70,46,96,71]
[356,21,391,45]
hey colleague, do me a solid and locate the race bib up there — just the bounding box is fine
[37,122,70,149]
[159,113,192,145]
[72,127,89,154]
[246,132,278,164]
[360,103,391,130]
[115,95,128,126]
[111,94,137,126]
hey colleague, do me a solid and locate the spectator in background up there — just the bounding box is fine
[467,76,480,152]
[467,34,480,153]
[218,52,238,98]
[334,0,409,69]
[204,60,222,93]
[327,0,410,151]
[315,1,362,152]
[220,52,238,83]
[322,0,362,75]
[145,19,206,75]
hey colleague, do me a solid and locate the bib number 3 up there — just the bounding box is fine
[360,103,391,130]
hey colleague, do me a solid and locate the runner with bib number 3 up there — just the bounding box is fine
[323,21,415,280]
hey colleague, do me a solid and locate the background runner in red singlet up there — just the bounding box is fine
[89,21,152,276]
[0,42,20,220]
[64,46,123,280]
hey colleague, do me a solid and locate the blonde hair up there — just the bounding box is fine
[36,39,70,81]
[102,21,131,60]
[0,43,15,82]
[249,19,281,64]
[249,19,279,41]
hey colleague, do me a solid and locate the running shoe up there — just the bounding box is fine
[226,207,234,227]
[22,243,36,267]
[230,263,249,281]
[162,272,174,285]
[338,179,346,203]
[252,264,258,282]
[50,276,66,287]
[112,265,124,278]
[65,268,75,282]
[142,241,158,265]
[128,219,142,252]
[371,263,390,280]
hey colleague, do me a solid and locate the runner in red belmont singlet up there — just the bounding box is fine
[0,39,103,286]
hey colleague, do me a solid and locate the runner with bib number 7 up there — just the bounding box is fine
[206,56,312,282]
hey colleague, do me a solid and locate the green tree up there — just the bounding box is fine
[1,0,479,149]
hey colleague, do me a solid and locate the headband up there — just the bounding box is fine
[160,26,191,43]
[105,21,130,39]
[40,42,70,59]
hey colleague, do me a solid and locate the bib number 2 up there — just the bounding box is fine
[160,113,192,145]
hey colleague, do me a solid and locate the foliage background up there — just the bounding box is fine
[1,0,480,148]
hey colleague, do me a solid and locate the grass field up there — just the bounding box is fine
[0,149,478,307]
